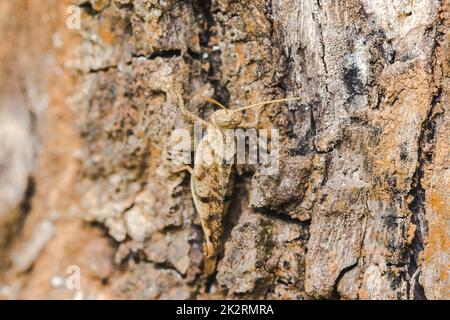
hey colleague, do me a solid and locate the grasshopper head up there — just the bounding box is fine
[211,109,242,129]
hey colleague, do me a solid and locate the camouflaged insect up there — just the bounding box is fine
[175,88,302,275]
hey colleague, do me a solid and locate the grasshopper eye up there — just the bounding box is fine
[211,110,242,128]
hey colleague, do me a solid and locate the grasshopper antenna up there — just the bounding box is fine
[232,97,304,113]
[202,96,228,110]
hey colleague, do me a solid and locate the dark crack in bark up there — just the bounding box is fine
[407,86,443,300]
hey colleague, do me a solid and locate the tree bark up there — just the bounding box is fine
[0,0,448,300]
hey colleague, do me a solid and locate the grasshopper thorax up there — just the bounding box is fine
[211,109,243,129]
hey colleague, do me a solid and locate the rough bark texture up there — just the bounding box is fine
[0,0,448,300]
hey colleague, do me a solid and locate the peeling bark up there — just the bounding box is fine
[0,0,448,300]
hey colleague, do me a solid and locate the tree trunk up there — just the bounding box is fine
[0,0,448,300]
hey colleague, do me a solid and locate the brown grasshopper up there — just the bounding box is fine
[174,88,302,275]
